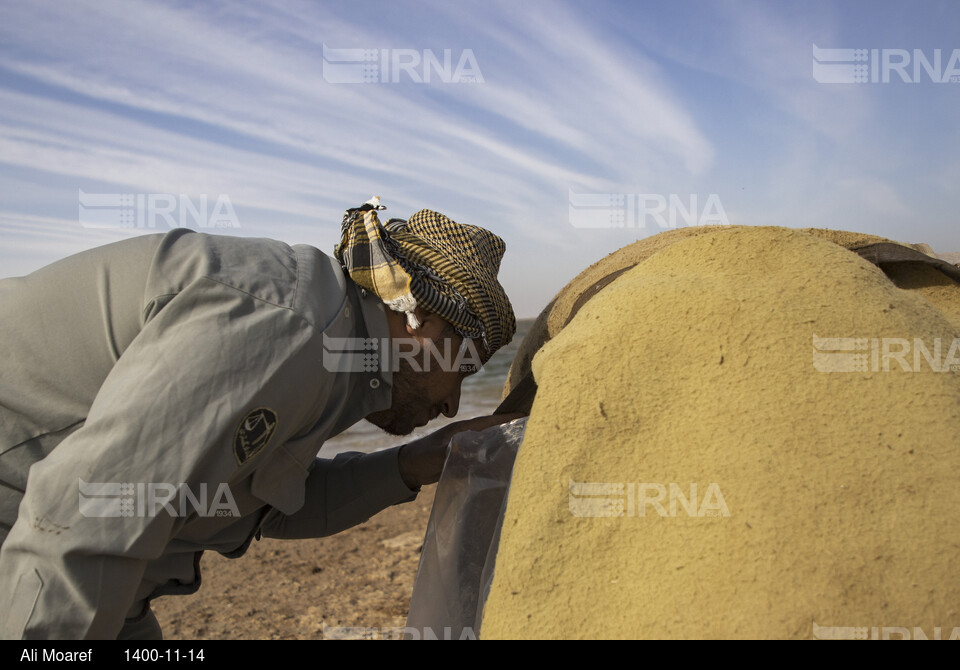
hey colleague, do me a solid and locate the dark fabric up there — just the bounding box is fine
[335,199,516,362]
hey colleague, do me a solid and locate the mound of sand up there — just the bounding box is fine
[502,226,958,400]
[482,226,960,639]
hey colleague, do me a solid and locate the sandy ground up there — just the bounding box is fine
[151,487,436,640]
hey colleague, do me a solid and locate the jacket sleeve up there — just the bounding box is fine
[0,276,324,640]
[258,446,419,540]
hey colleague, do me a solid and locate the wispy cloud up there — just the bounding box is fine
[1,0,957,316]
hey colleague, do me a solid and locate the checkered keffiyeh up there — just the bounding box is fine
[334,197,516,363]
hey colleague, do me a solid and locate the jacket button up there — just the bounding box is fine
[369,378,380,389]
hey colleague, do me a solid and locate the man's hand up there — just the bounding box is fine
[397,412,526,490]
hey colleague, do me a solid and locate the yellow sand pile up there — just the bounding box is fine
[502,226,957,396]
[482,226,960,639]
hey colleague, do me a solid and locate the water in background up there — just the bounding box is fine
[320,318,534,456]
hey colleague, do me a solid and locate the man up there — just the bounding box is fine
[0,197,519,639]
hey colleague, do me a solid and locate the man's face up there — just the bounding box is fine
[365,315,482,436]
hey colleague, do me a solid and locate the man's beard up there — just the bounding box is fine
[364,350,427,436]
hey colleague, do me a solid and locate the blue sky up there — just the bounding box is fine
[1,0,958,317]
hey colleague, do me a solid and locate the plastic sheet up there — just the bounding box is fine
[405,418,526,640]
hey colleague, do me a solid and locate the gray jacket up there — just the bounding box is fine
[0,229,416,639]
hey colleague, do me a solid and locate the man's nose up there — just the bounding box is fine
[441,383,462,418]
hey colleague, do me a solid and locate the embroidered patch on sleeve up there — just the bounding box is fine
[234,407,278,465]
